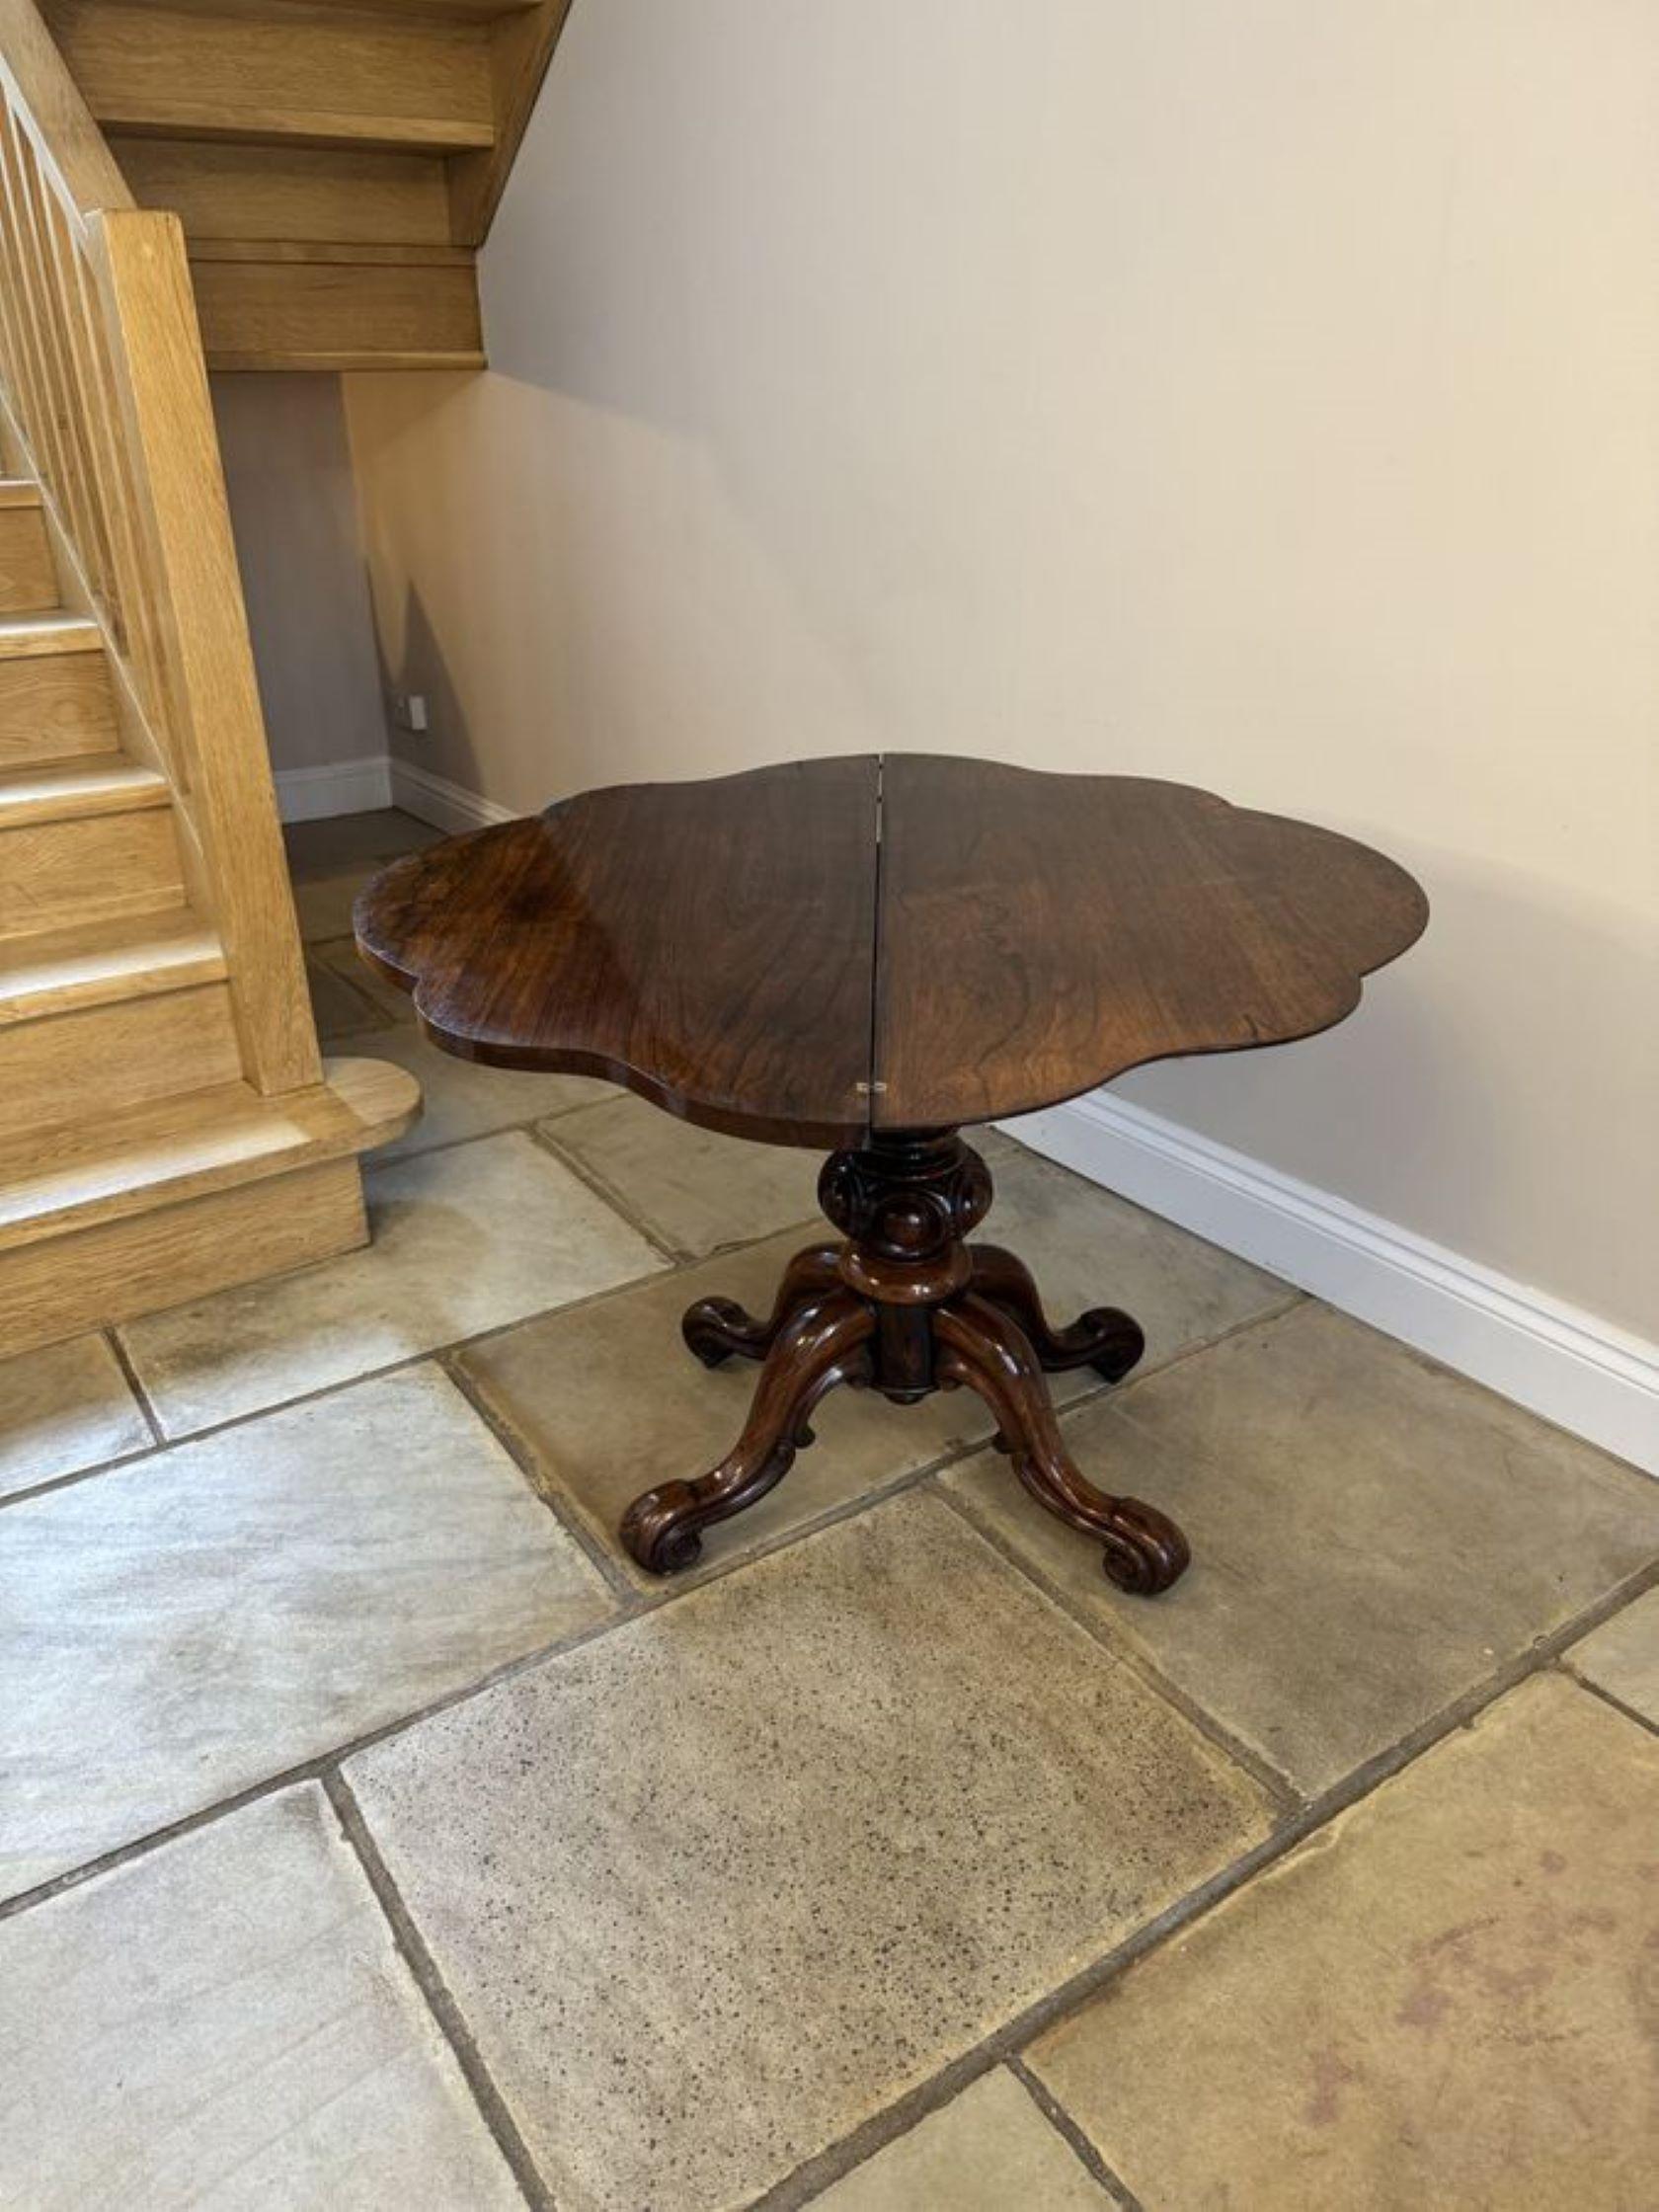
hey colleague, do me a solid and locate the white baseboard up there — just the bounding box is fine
[389,758,516,835]
[275,754,393,824]
[1004,1090,1658,1475]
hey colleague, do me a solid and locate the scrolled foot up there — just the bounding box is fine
[968,1245,1145,1383]
[619,1482,708,1574]
[680,1242,842,1368]
[1098,1497,1190,1594]
[681,1297,753,1370]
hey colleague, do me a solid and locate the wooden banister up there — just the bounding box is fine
[0,0,319,1095]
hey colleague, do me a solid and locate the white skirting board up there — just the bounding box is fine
[274,753,392,823]
[1003,1090,1658,1476]
[389,758,515,835]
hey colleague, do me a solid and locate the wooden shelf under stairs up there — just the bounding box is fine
[0,479,420,1358]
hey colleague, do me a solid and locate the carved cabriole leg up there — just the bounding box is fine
[681,1241,842,1367]
[622,1286,875,1574]
[934,1293,1189,1595]
[968,1243,1146,1383]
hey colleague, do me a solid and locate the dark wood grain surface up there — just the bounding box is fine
[354,751,1427,1145]
[871,755,1427,1129]
[354,756,881,1146]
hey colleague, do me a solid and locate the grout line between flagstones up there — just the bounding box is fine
[436,1346,645,1609]
[528,1114,694,1263]
[931,1475,1303,1812]
[101,1326,165,1448]
[1003,2056,1146,2210]
[323,1770,552,2212]
[1555,1662,1659,1741]
[0,1596,640,1927]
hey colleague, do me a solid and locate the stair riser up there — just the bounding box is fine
[0,1156,366,1359]
[0,506,56,614]
[191,255,483,369]
[0,809,183,935]
[0,984,243,1144]
[0,652,118,766]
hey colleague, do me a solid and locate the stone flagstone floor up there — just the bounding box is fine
[1,808,1656,2210]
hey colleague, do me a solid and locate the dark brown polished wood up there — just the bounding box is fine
[356,753,1427,1594]
[355,756,880,1147]
[874,755,1429,1127]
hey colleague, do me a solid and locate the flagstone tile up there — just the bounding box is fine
[292,867,375,941]
[541,1092,824,1258]
[1025,1675,1659,2210]
[0,1786,519,2211]
[306,951,389,1041]
[946,1304,1659,1797]
[284,808,439,879]
[0,1365,613,1900]
[1567,1585,1659,1726]
[814,2070,1112,2211]
[457,1227,1100,1588]
[0,1334,150,1500]
[344,1492,1273,2212]
[980,1132,1297,1373]
[119,1131,666,1436]
[309,934,421,1025]
[328,1024,615,1161]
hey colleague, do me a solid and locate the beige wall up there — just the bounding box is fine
[213,373,388,776]
[343,0,1658,1336]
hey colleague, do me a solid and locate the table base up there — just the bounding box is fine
[619,1132,1191,1594]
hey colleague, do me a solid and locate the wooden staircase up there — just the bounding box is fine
[41,0,576,368]
[0,1,423,1358]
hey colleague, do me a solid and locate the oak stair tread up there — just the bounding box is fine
[0,480,43,510]
[0,908,226,1026]
[0,752,170,826]
[0,610,104,660]
[0,1055,422,1252]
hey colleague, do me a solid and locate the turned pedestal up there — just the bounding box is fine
[619,1132,1189,1592]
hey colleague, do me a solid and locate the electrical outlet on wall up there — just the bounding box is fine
[393,692,429,735]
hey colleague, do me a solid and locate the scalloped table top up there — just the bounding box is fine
[354,754,1427,1149]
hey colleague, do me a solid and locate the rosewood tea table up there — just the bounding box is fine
[355,756,1426,1594]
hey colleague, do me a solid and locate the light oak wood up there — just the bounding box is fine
[0,1153,367,1356]
[1,804,182,933]
[0,0,420,1356]
[447,0,573,243]
[39,0,583,366]
[0,749,167,822]
[0,607,99,656]
[0,496,55,608]
[112,135,452,245]
[89,203,323,1089]
[0,0,131,217]
[0,1053,421,1247]
[0,636,116,760]
[0,904,224,1022]
[188,243,483,370]
[160,0,539,19]
[0,979,241,1139]
[43,1,496,152]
